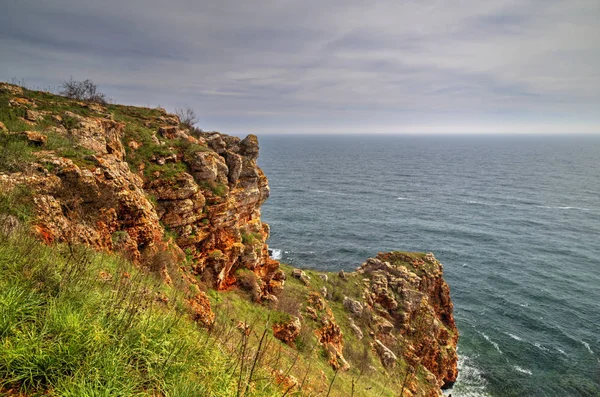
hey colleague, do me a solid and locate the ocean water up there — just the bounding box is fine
[257,135,600,397]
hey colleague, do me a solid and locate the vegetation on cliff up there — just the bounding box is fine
[0,82,457,396]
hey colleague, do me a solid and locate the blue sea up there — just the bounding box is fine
[257,135,600,397]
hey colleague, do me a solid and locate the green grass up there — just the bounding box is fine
[0,132,35,173]
[144,162,188,180]
[0,231,283,396]
[0,184,35,222]
[198,180,228,197]
[241,232,262,246]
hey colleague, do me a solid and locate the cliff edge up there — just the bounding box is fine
[0,82,457,396]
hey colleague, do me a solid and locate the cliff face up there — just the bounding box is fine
[0,82,280,304]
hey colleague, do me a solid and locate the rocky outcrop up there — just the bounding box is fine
[356,252,459,389]
[316,312,349,371]
[0,83,281,324]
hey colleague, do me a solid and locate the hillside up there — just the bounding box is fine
[0,82,458,396]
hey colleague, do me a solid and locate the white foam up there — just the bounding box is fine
[582,341,594,354]
[396,197,412,200]
[480,332,502,354]
[513,365,532,375]
[507,333,523,342]
[269,249,282,260]
[556,347,568,356]
[444,355,492,397]
[535,205,591,211]
[534,342,549,352]
[315,189,349,196]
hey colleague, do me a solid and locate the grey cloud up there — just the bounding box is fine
[1,0,599,134]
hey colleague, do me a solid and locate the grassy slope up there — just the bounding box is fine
[0,228,428,396]
[0,231,286,396]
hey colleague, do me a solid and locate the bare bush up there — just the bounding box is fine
[237,269,261,301]
[343,341,373,374]
[276,293,301,317]
[175,107,199,129]
[60,78,107,103]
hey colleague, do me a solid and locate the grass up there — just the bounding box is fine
[0,185,35,222]
[0,229,284,396]
[241,232,262,246]
[0,132,35,173]
[199,180,228,197]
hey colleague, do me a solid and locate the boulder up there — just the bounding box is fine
[343,296,364,317]
[373,339,397,368]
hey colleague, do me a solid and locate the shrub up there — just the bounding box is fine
[237,269,261,301]
[175,107,198,129]
[59,79,107,104]
[276,293,301,317]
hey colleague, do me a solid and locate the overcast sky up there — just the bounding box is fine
[1,0,599,135]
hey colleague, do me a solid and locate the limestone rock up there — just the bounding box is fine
[25,109,44,122]
[358,252,459,388]
[17,131,47,146]
[348,319,364,339]
[239,134,259,160]
[273,316,301,345]
[343,296,363,316]
[316,316,349,371]
[373,339,397,368]
[320,286,328,298]
[187,292,215,326]
[0,83,23,95]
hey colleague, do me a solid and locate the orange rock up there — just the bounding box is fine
[273,316,301,345]
[187,292,215,326]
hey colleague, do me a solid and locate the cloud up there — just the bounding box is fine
[1,0,599,134]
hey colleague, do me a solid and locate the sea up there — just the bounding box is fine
[257,134,600,397]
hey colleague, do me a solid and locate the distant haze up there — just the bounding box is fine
[1,0,599,135]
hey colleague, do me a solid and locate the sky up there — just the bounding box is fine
[1,0,599,135]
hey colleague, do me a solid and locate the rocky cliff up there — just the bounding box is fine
[0,82,281,314]
[0,82,457,396]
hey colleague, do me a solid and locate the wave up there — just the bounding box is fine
[507,333,523,341]
[396,197,413,200]
[513,365,533,375]
[444,355,492,397]
[535,205,592,211]
[582,341,594,354]
[463,199,594,212]
[314,189,350,196]
[556,347,568,356]
[534,342,549,352]
[479,332,502,354]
